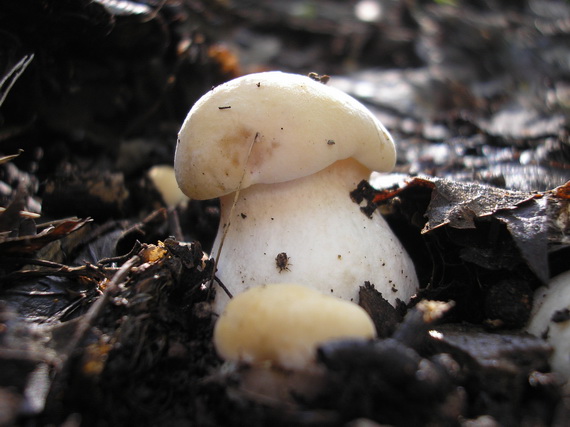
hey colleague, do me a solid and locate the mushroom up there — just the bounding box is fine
[174,71,419,312]
[148,165,189,208]
[526,269,570,387]
[214,283,376,370]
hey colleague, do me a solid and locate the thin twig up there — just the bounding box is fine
[1,263,111,286]
[214,276,233,299]
[209,132,259,297]
[58,255,140,368]
[142,0,167,22]
[167,208,185,242]
[98,241,143,266]
[46,256,140,407]
[2,257,73,269]
[0,54,34,108]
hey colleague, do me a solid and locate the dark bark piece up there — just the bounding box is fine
[358,282,402,338]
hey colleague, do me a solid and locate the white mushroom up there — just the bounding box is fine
[213,283,376,370]
[526,269,570,386]
[148,165,189,208]
[174,71,419,312]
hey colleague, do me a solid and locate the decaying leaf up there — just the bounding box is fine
[0,217,92,255]
[358,176,570,283]
[421,179,539,233]
[0,0,569,425]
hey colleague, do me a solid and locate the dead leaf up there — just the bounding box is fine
[0,218,92,255]
[364,176,570,283]
[421,179,538,233]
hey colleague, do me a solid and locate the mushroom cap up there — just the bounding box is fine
[175,71,396,200]
[213,283,376,370]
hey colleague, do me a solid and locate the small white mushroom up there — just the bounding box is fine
[213,283,376,370]
[148,165,189,208]
[526,269,570,386]
[174,71,419,312]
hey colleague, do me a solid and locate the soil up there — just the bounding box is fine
[0,1,569,426]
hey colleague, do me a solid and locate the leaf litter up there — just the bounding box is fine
[0,0,569,426]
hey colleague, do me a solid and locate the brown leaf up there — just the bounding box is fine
[422,179,537,233]
[0,217,92,255]
[365,176,570,283]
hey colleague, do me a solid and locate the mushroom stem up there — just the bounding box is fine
[211,158,418,313]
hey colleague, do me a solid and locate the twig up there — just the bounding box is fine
[1,262,111,287]
[167,208,185,242]
[57,255,140,368]
[214,276,233,299]
[209,132,259,298]
[142,0,167,22]
[0,54,34,108]
[98,240,143,266]
[2,257,73,269]
[45,255,140,413]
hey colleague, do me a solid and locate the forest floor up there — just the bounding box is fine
[0,1,569,426]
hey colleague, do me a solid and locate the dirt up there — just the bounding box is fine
[0,1,569,426]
